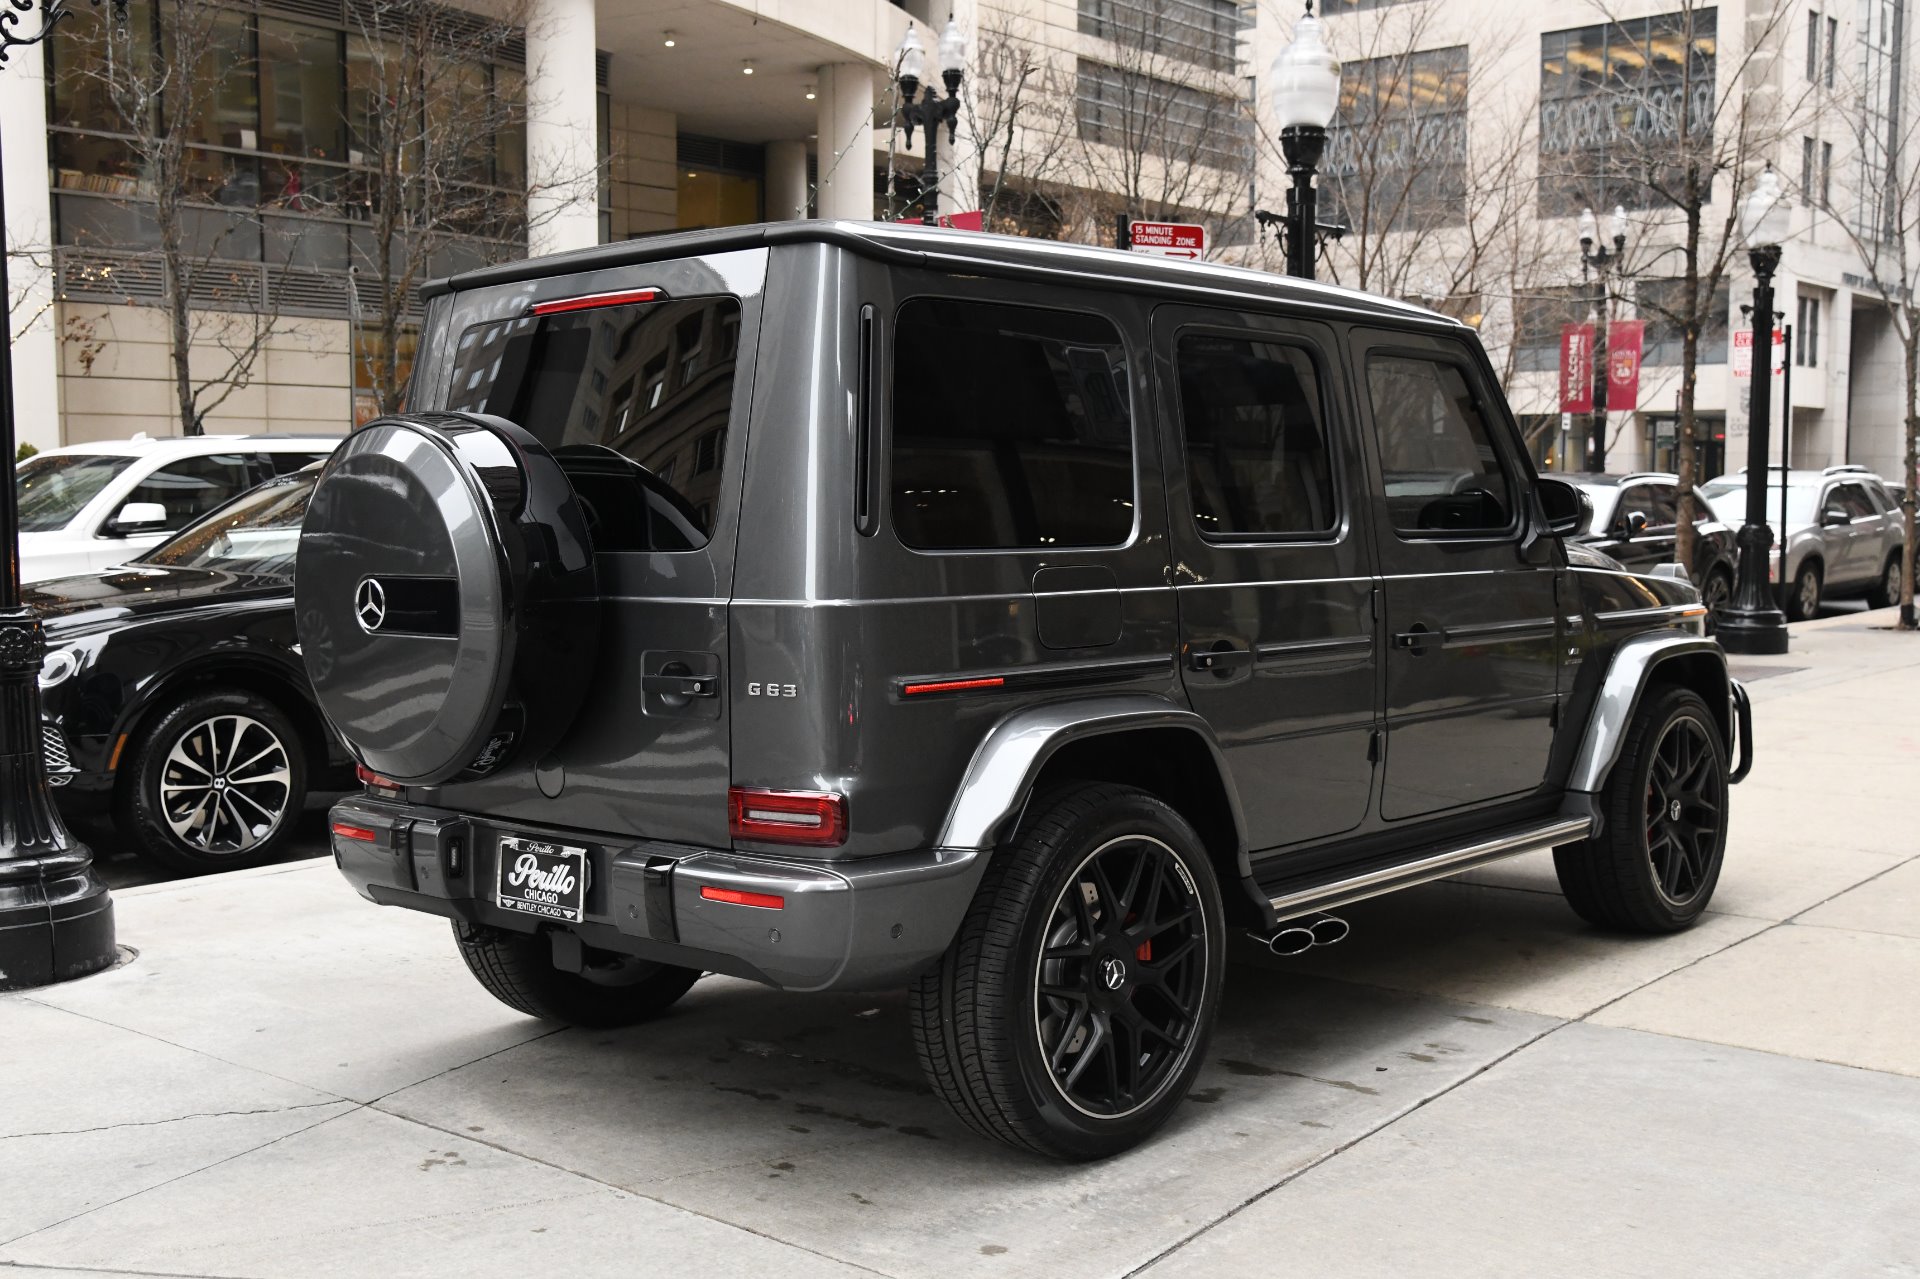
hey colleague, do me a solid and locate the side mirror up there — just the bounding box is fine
[1622,510,1651,539]
[106,501,168,536]
[1536,477,1590,538]
[1822,506,1851,527]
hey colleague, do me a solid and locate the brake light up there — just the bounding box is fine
[332,822,378,843]
[530,287,661,316]
[700,885,786,910]
[728,786,848,847]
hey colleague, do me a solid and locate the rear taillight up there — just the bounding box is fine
[728,786,847,847]
[355,764,403,799]
[332,822,378,843]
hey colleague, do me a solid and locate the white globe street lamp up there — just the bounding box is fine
[1267,2,1341,279]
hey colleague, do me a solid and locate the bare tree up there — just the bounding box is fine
[1550,0,1808,567]
[1830,4,1920,628]
[964,18,1080,235]
[1066,0,1253,251]
[344,0,552,417]
[60,1,298,435]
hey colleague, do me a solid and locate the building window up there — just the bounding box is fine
[1821,140,1833,208]
[1075,59,1252,174]
[1538,9,1718,215]
[1638,277,1731,366]
[1797,295,1821,367]
[1807,9,1821,81]
[1857,0,1904,242]
[1827,16,1839,87]
[676,134,764,230]
[1513,285,1591,374]
[1325,46,1470,231]
[1802,136,1815,206]
[1078,0,1241,73]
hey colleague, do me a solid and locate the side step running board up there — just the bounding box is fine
[1265,816,1592,922]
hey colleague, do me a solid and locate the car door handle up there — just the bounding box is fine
[1187,646,1254,675]
[642,673,717,698]
[1393,624,1442,652]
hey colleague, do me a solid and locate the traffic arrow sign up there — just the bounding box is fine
[1128,221,1206,259]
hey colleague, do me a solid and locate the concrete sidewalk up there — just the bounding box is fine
[5,613,1919,1279]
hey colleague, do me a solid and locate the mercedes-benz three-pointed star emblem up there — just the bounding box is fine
[354,578,387,633]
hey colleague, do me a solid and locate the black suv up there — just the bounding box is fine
[303,223,1752,1160]
[1566,472,1739,612]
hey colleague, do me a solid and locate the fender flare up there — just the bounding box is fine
[1568,633,1732,794]
[936,694,1252,874]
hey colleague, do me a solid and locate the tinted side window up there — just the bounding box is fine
[263,451,330,476]
[1615,484,1655,532]
[1175,334,1338,537]
[1836,483,1876,519]
[1365,354,1513,536]
[122,454,259,532]
[1646,484,1678,526]
[444,296,741,550]
[891,297,1133,550]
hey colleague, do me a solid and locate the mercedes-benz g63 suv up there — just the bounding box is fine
[302,222,1752,1160]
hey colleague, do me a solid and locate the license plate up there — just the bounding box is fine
[495,836,588,923]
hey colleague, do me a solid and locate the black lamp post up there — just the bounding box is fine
[1717,165,1792,656]
[0,0,124,991]
[1265,1,1340,280]
[1577,205,1629,472]
[894,18,965,227]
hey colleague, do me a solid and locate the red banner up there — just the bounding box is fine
[1607,319,1644,411]
[1560,323,1594,413]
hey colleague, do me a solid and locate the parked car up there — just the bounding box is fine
[1566,471,1739,611]
[304,222,1752,1159]
[15,433,341,585]
[32,467,351,873]
[1698,465,1906,619]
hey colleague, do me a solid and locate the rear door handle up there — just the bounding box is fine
[642,673,717,698]
[1393,624,1441,653]
[1187,646,1254,675]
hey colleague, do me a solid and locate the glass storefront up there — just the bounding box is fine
[1645,414,1727,479]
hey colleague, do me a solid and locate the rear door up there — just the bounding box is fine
[1352,329,1561,822]
[418,251,766,847]
[1154,305,1377,849]
[1828,481,1879,584]
[1607,481,1677,570]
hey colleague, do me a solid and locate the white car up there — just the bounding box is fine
[14,433,341,585]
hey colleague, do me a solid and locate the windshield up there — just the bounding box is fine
[1698,478,1817,526]
[139,476,314,576]
[14,454,134,531]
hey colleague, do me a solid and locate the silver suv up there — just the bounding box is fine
[1699,466,1906,620]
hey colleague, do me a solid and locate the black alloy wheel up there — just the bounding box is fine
[1869,554,1903,610]
[1701,566,1733,614]
[1643,715,1724,907]
[1034,834,1209,1120]
[1554,685,1728,932]
[911,783,1226,1160]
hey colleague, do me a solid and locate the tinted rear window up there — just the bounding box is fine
[445,295,742,550]
[890,298,1134,550]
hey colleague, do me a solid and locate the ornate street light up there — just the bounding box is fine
[1267,0,1340,279]
[0,0,126,991]
[894,17,966,227]
[1577,204,1629,472]
[1717,164,1793,655]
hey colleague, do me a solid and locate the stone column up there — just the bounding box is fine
[2,41,63,450]
[815,63,875,222]
[767,140,810,220]
[525,0,601,255]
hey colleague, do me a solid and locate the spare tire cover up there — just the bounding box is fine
[295,411,600,785]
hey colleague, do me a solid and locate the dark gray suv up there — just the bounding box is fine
[300,223,1752,1159]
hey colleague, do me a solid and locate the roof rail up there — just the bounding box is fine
[1823,464,1871,474]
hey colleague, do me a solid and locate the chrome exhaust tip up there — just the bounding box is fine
[1305,913,1349,946]
[1265,925,1317,957]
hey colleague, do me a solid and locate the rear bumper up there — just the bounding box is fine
[329,797,986,992]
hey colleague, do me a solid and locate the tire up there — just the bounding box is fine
[1783,560,1821,621]
[1701,566,1734,615]
[117,688,309,874]
[909,783,1227,1160]
[453,922,701,1028]
[1553,686,1729,933]
[1867,553,1903,610]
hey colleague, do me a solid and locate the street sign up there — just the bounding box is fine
[1733,328,1786,378]
[1128,220,1206,259]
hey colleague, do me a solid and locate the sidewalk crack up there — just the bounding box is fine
[1,1101,345,1143]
